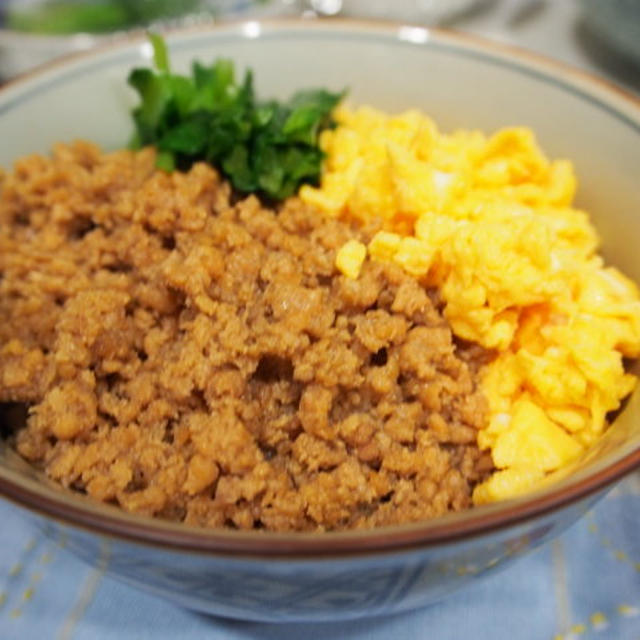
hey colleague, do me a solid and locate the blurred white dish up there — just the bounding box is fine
[337,0,487,23]
[0,0,294,78]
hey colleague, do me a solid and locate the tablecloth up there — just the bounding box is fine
[1,473,639,640]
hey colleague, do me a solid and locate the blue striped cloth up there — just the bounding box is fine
[1,474,639,639]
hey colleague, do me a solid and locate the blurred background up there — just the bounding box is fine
[0,0,638,93]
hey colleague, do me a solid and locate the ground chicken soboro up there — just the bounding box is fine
[0,142,493,531]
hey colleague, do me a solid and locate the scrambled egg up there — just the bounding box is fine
[300,104,640,503]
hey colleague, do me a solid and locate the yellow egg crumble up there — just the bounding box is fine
[300,104,640,503]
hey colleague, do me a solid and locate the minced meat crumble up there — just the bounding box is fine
[0,142,493,531]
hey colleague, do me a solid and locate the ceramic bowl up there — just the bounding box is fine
[1,20,640,623]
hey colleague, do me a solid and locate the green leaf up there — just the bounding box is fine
[156,150,176,172]
[191,59,242,112]
[253,104,275,129]
[283,146,323,182]
[288,88,345,113]
[222,145,256,193]
[205,113,249,161]
[283,89,344,145]
[254,145,285,197]
[128,68,173,139]
[168,75,196,117]
[149,32,170,73]
[127,33,346,201]
[159,117,209,155]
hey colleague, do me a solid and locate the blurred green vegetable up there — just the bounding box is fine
[128,34,344,201]
[6,0,202,35]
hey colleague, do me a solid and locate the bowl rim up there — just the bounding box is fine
[1,16,640,558]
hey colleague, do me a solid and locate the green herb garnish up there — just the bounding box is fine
[127,34,344,201]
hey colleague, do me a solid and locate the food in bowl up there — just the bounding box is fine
[1,36,639,532]
[0,142,493,531]
[300,104,640,503]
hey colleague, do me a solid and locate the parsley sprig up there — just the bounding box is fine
[128,34,344,201]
